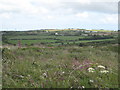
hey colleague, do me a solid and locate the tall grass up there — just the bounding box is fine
[2,45,118,88]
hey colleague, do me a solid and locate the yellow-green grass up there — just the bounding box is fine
[45,29,114,32]
[8,40,57,45]
[9,35,85,41]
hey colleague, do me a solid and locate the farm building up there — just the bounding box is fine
[55,33,58,35]
[81,34,88,36]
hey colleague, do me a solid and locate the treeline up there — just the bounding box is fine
[63,40,117,47]
[79,36,113,40]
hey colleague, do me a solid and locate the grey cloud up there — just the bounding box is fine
[31,1,118,16]
[61,2,118,14]
[0,0,118,18]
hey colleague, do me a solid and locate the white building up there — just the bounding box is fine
[55,33,58,35]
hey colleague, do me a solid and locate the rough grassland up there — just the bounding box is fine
[2,45,118,88]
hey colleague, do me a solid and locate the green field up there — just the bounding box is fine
[9,35,84,40]
[3,30,117,46]
[7,38,115,46]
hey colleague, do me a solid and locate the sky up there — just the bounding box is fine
[0,0,119,31]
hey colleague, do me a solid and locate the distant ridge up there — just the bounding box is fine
[44,29,115,32]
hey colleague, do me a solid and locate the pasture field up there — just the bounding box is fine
[7,39,115,46]
[2,30,119,88]
[2,30,118,46]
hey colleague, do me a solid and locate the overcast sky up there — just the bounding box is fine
[0,0,119,31]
